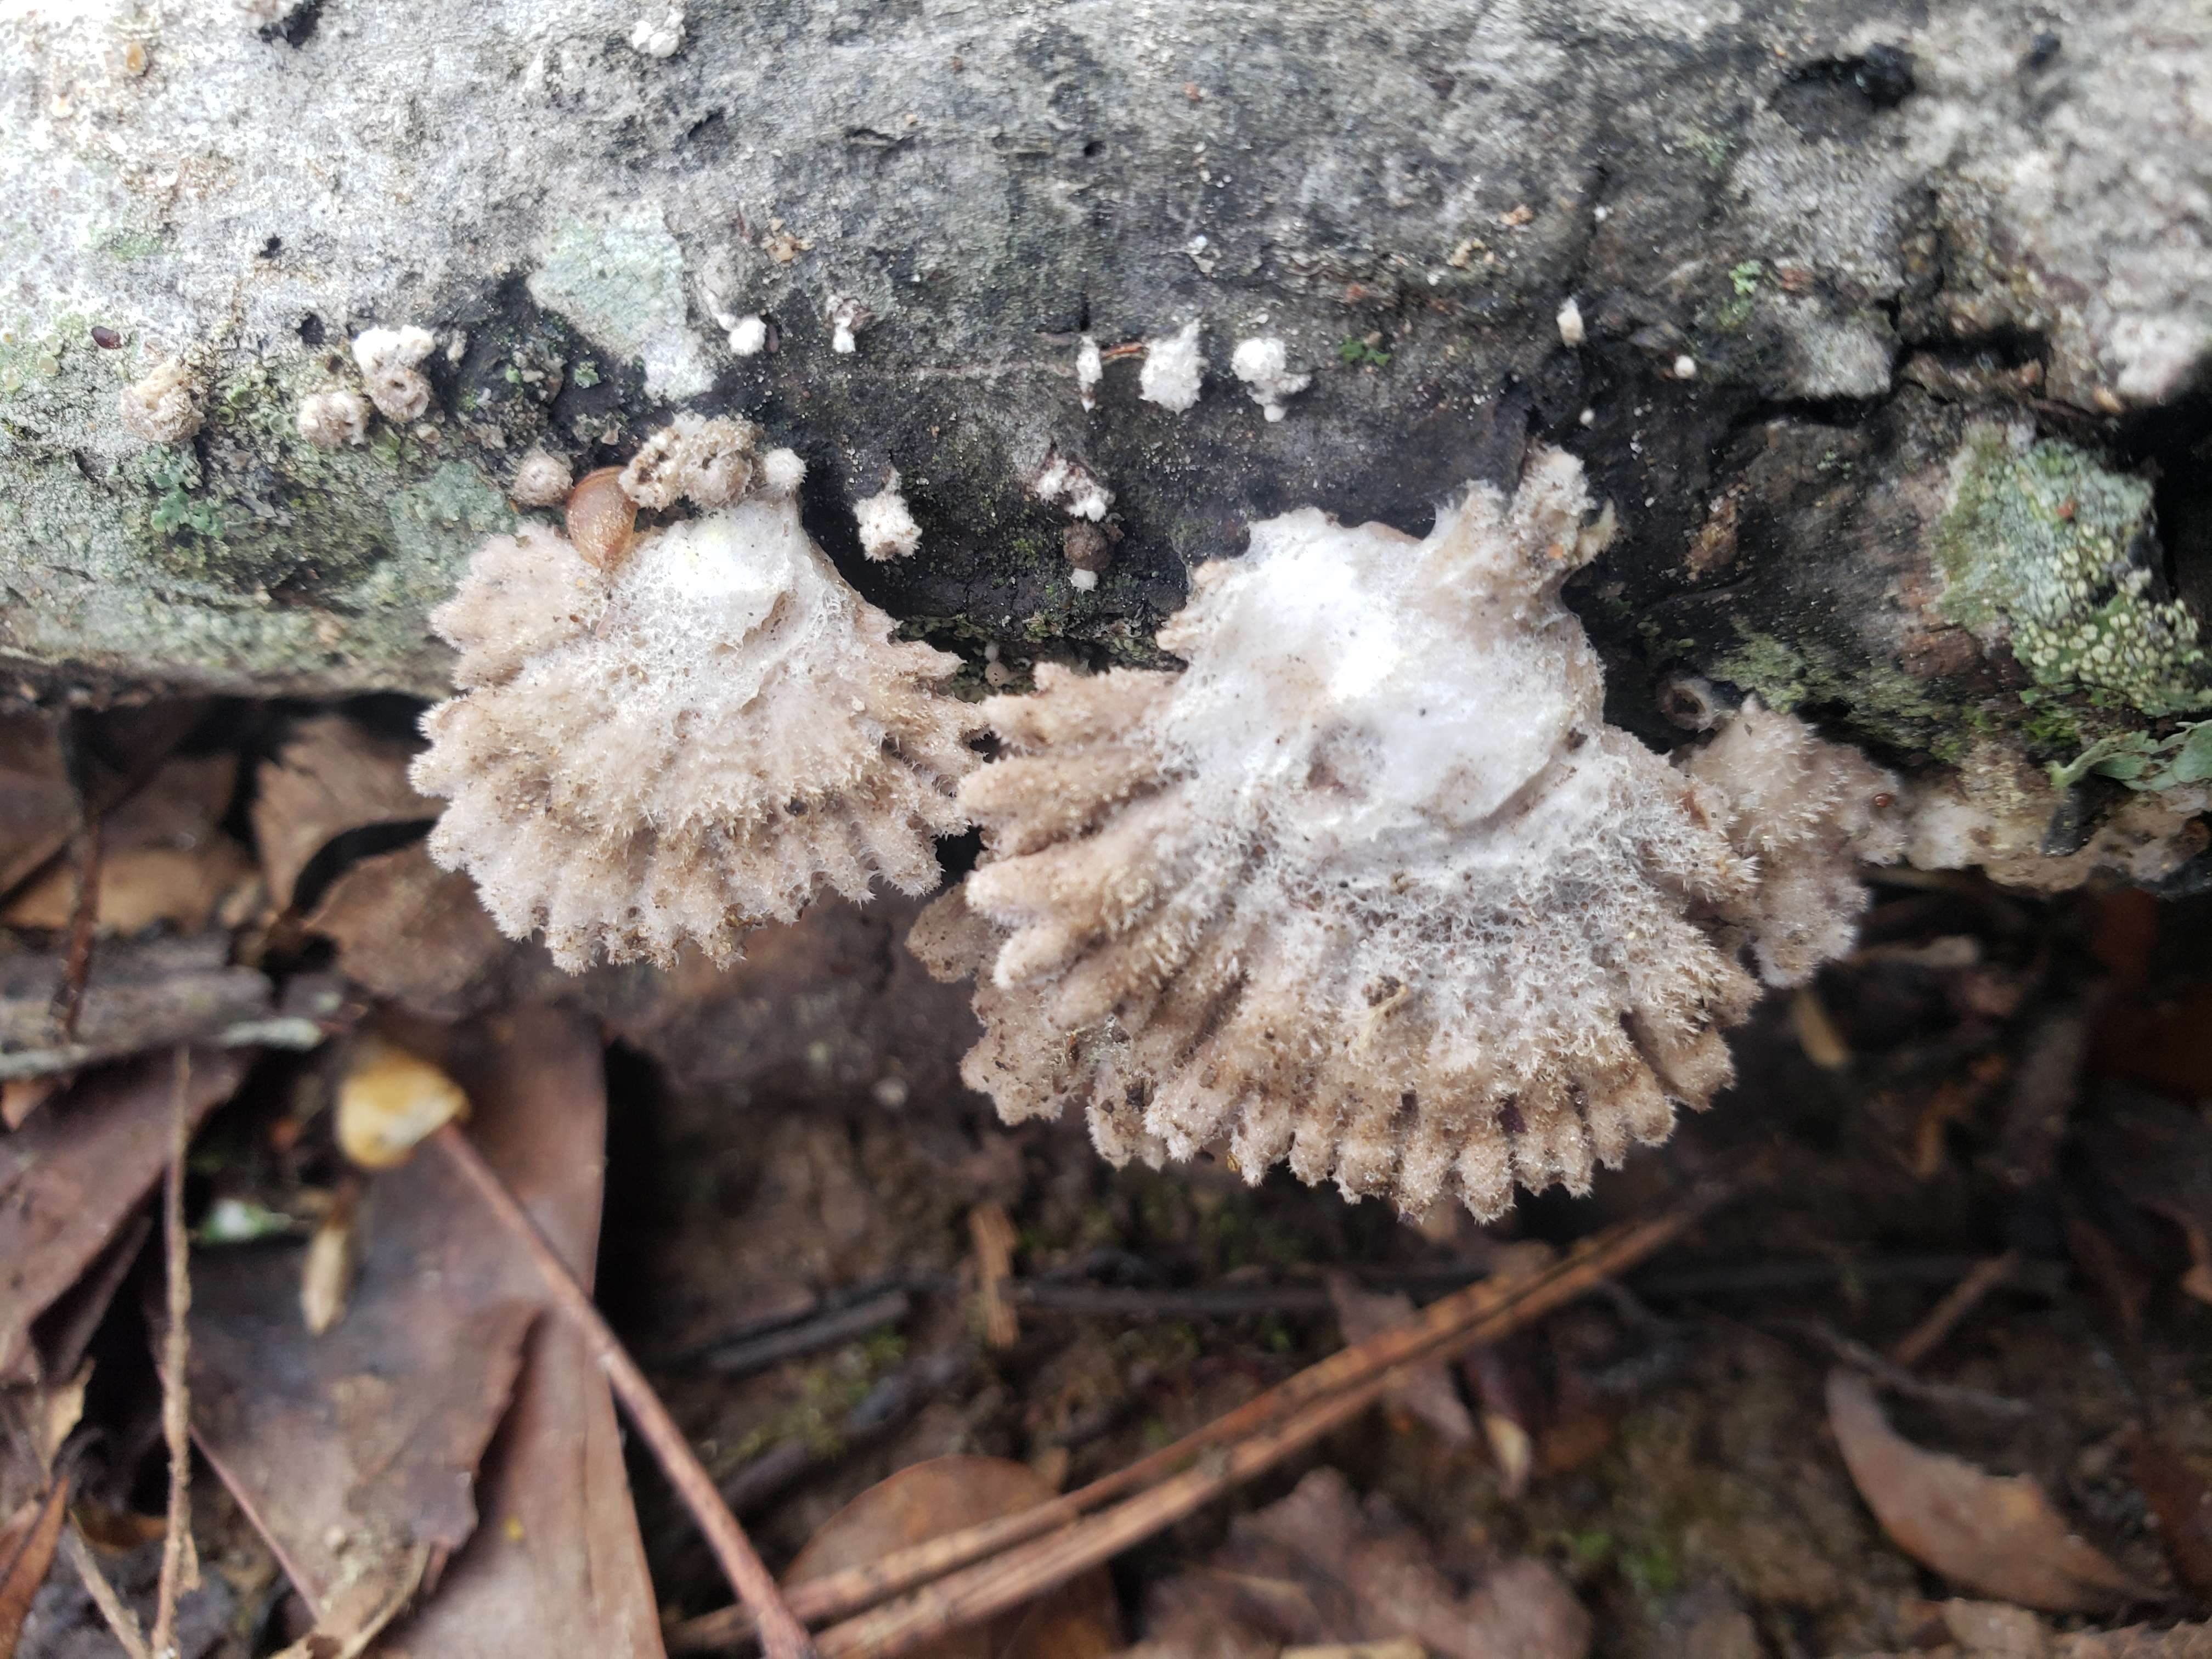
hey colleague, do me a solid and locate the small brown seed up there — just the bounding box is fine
[566,465,637,571]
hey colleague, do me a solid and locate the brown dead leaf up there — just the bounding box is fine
[371,1008,662,1659]
[1,1079,61,1131]
[786,1457,1119,1659]
[0,935,275,1081]
[2071,1100,2212,1306]
[252,715,435,912]
[1129,1466,1589,1659]
[0,707,211,901]
[1826,1368,2148,1612]
[191,1009,658,1658]
[0,1477,69,1659]
[0,1047,248,1382]
[303,845,514,1018]
[2,844,258,937]
[1,751,256,938]
[0,715,78,901]
[187,1122,540,1628]
[2128,1427,2212,1599]
[1327,1275,1476,1448]
[1847,1614,2212,1657]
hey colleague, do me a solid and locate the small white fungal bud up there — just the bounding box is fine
[1578,407,1596,426]
[1139,320,1205,412]
[510,449,574,507]
[352,325,437,422]
[1229,336,1312,422]
[119,356,202,444]
[296,387,370,449]
[854,470,923,561]
[1069,568,1099,591]
[1032,446,1113,521]
[827,294,871,354]
[620,411,760,509]
[629,7,685,57]
[729,315,768,356]
[1556,297,1586,348]
[1672,354,1698,380]
[1076,335,1103,410]
[757,447,808,498]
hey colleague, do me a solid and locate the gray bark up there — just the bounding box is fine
[3,0,2209,884]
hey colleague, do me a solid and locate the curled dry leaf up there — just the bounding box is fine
[786,1457,1119,1659]
[2,751,257,938]
[0,704,211,900]
[304,843,517,1018]
[1826,1369,2148,1612]
[334,1040,469,1169]
[252,715,436,912]
[300,1182,360,1336]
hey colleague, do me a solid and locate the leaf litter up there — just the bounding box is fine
[7,693,2212,1658]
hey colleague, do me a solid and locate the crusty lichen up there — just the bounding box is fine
[915,449,1900,1219]
[1936,426,2210,716]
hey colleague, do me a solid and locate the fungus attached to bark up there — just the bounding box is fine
[509,448,573,506]
[619,411,760,509]
[1032,445,1113,521]
[1139,320,1206,412]
[119,356,202,444]
[913,448,1899,1218]
[296,387,370,449]
[854,470,923,561]
[413,430,976,969]
[352,325,436,422]
[1229,336,1311,421]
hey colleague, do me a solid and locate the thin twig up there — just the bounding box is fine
[427,1124,816,1659]
[151,1047,196,1659]
[689,1291,912,1379]
[1770,1319,2031,1419]
[50,813,101,1042]
[669,1186,1728,1654]
[812,1197,1717,1659]
[62,1523,153,1659]
[1890,1249,2019,1369]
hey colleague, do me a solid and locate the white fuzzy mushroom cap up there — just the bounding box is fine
[1229,336,1311,421]
[854,471,923,561]
[352,325,437,422]
[915,447,1899,1218]
[120,357,202,444]
[1138,320,1206,412]
[413,496,976,968]
[296,387,371,449]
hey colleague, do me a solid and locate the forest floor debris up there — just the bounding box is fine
[2,697,2212,1658]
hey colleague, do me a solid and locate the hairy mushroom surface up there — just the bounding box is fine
[414,464,975,969]
[914,448,1898,1217]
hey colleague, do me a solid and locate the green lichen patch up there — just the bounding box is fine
[2053,720,2212,791]
[1935,428,2211,716]
[1711,627,1962,759]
